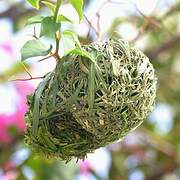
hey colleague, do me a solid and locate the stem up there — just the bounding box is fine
[55,31,60,54]
[11,76,45,81]
[54,0,62,22]
[21,63,32,78]
[54,0,62,60]
[38,54,54,62]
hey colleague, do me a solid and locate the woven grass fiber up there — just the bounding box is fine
[25,38,157,162]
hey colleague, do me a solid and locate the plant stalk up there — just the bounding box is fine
[54,0,62,22]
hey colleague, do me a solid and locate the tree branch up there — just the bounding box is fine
[0,5,36,21]
[147,34,180,59]
[146,163,178,180]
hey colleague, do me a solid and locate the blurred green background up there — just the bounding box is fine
[0,0,180,179]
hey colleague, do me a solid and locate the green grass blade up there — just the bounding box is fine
[32,73,51,136]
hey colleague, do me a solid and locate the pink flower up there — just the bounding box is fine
[0,41,14,57]
[79,160,92,175]
[0,171,18,180]
[3,161,17,172]
[0,82,34,143]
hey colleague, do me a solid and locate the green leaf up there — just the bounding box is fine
[60,30,81,56]
[62,30,81,49]
[40,16,60,37]
[114,38,131,61]
[32,73,51,136]
[60,34,76,56]
[88,63,95,109]
[66,79,84,106]
[21,40,52,61]
[118,40,131,61]
[41,1,56,14]
[95,65,107,90]
[27,0,40,9]
[69,48,96,64]
[57,15,73,23]
[70,0,84,21]
[69,48,106,89]
[40,124,57,150]
[26,15,44,26]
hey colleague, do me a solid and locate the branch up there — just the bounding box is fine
[0,135,23,154]
[54,0,62,22]
[147,34,180,59]
[0,5,36,21]
[38,54,54,62]
[161,2,180,19]
[146,163,178,180]
[84,14,99,38]
[11,76,44,81]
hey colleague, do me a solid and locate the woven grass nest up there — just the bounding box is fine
[25,38,157,162]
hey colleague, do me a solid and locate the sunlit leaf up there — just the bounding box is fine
[70,0,84,21]
[26,15,44,26]
[27,0,40,9]
[21,40,52,61]
[69,48,96,63]
[41,1,56,14]
[69,47,102,76]
[60,30,81,56]
[62,30,81,49]
[60,34,76,56]
[58,15,73,23]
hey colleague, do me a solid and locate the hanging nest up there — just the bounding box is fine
[25,38,157,162]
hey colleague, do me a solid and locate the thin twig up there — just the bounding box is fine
[95,0,109,38]
[54,0,62,21]
[11,76,44,81]
[96,12,101,36]
[84,14,99,38]
[33,26,39,39]
[131,2,175,42]
[21,63,32,78]
[38,54,54,62]
[27,26,39,40]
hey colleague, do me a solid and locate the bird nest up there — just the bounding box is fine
[25,38,157,162]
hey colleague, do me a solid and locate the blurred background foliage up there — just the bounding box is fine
[0,0,180,180]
